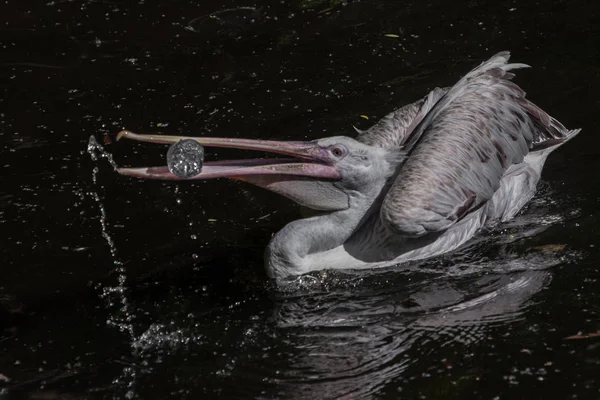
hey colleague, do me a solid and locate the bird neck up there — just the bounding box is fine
[265,188,379,280]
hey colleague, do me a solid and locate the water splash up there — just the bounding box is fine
[87,135,140,398]
[86,135,213,398]
[87,136,120,260]
[87,135,119,171]
[132,323,205,351]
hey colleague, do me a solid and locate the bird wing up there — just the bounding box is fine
[379,51,573,237]
[356,87,448,149]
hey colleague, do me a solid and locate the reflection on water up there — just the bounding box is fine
[269,271,550,399]
[95,264,556,399]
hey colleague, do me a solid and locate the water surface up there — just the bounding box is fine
[1,0,599,399]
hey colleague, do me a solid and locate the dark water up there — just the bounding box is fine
[1,0,599,399]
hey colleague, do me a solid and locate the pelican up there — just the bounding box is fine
[116,52,580,281]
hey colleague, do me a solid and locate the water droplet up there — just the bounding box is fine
[167,139,204,178]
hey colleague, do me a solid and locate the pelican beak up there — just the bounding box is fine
[115,130,341,181]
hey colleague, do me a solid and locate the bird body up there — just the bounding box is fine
[273,142,565,278]
[117,52,580,282]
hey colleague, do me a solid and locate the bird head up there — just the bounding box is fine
[116,131,402,211]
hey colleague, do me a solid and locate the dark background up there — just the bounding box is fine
[1,0,599,399]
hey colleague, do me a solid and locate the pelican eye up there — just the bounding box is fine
[330,145,348,158]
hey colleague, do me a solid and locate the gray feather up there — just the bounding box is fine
[356,87,448,149]
[379,51,577,237]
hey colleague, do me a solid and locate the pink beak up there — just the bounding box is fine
[115,130,341,181]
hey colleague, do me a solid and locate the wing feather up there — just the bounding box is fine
[379,51,576,237]
[356,87,448,149]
